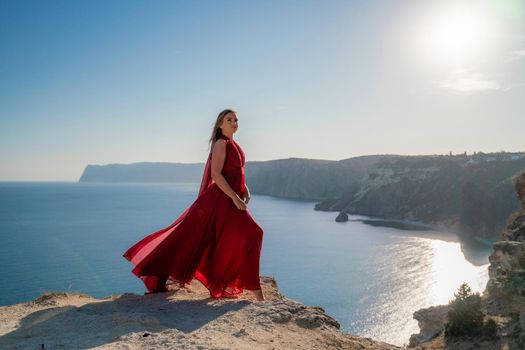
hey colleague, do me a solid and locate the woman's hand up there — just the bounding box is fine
[232,194,247,210]
[242,185,251,204]
[242,192,251,205]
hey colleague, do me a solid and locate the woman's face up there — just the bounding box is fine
[220,112,238,135]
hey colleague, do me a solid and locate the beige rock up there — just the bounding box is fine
[408,305,449,347]
[0,276,401,350]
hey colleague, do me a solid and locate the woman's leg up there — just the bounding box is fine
[152,274,169,293]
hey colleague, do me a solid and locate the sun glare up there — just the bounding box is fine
[414,3,496,67]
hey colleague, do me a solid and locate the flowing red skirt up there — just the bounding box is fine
[122,183,263,298]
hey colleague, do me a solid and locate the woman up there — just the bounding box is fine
[123,108,265,302]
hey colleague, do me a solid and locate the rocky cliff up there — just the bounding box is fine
[408,171,525,349]
[315,153,525,241]
[0,276,401,350]
[484,172,525,317]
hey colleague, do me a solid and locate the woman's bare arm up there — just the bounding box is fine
[211,140,247,210]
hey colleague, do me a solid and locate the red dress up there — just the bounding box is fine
[122,134,264,298]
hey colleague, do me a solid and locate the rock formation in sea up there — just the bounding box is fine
[0,276,401,349]
[408,171,525,349]
[335,211,349,222]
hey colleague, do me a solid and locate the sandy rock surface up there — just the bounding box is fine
[0,276,401,349]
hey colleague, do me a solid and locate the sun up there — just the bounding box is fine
[414,3,496,67]
[428,11,487,64]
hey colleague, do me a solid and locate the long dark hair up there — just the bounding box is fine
[208,108,237,153]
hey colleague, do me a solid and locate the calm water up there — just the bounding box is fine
[0,182,492,346]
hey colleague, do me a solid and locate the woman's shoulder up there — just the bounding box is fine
[215,138,231,146]
[212,139,232,154]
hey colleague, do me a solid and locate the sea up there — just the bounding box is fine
[0,181,493,347]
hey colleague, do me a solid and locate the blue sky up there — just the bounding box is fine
[1,0,524,180]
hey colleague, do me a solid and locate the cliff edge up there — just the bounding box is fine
[0,276,401,349]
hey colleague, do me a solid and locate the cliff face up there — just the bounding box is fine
[408,171,525,349]
[0,276,401,350]
[246,155,389,200]
[315,153,525,241]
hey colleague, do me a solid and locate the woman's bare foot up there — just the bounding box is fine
[250,289,265,302]
[144,286,168,295]
[222,287,238,299]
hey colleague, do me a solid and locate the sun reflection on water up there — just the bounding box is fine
[360,235,489,347]
[429,239,489,305]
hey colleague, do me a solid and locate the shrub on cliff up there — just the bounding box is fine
[444,282,498,339]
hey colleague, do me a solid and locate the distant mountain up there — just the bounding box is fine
[79,162,204,183]
[79,152,525,241]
